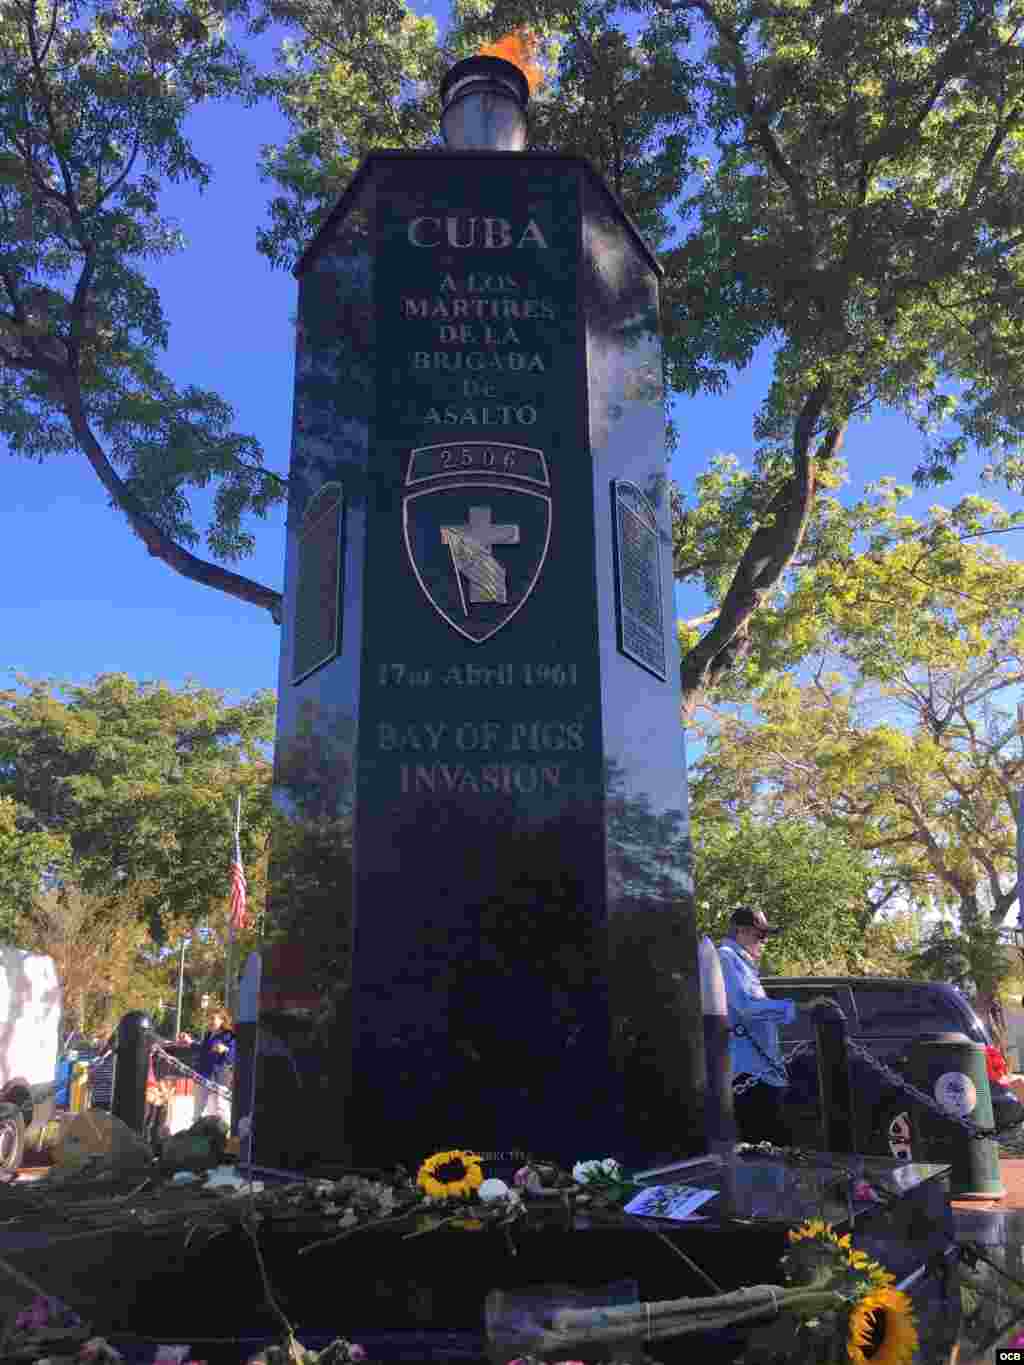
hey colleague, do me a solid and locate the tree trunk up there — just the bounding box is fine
[979,991,1010,1055]
[60,376,284,623]
[679,384,846,718]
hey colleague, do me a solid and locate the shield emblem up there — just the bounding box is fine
[402,443,552,644]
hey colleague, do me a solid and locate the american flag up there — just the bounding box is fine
[229,828,250,933]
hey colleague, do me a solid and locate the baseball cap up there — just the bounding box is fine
[729,906,781,936]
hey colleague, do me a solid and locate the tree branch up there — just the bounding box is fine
[960,105,1022,216]
[682,608,720,630]
[680,381,844,715]
[673,0,810,227]
[59,377,283,623]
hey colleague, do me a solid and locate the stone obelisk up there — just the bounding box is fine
[252,53,704,1174]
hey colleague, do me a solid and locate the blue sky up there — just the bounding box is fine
[3,5,1022,712]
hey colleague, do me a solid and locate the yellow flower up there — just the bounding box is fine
[846,1248,896,1287]
[788,1219,832,1243]
[451,1217,484,1230]
[847,1288,919,1365]
[788,1220,852,1253]
[417,1150,484,1199]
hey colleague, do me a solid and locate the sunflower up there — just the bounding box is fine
[788,1219,832,1243]
[846,1251,896,1289]
[847,1287,919,1365]
[417,1150,484,1199]
[788,1221,852,1252]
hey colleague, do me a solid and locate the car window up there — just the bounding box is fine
[852,984,967,1036]
[763,985,857,1042]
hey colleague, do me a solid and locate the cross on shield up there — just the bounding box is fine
[402,444,552,644]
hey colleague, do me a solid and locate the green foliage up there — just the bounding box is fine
[0,794,66,939]
[250,0,697,271]
[652,0,1024,701]
[695,493,1024,989]
[516,2,696,253]
[904,917,1010,1000]
[0,670,275,945]
[4,0,1024,687]
[692,812,874,971]
[15,880,171,1036]
[0,0,284,602]
[251,0,447,272]
[665,0,1024,466]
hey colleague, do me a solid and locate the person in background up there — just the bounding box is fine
[144,1050,174,1151]
[718,907,799,1147]
[988,996,1009,1057]
[195,1007,235,1126]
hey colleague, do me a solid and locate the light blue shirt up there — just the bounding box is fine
[718,937,797,1089]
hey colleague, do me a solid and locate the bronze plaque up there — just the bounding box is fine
[612,479,666,680]
[292,485,344,684]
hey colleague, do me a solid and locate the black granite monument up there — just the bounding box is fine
[253,53,703,1174]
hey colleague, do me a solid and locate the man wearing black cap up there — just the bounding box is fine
[718,907,798,1146]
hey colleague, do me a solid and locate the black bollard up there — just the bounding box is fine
[813,998,856,1153]
[111,1010,153,1136]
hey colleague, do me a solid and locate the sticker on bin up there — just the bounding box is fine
[933,1071,977,1117]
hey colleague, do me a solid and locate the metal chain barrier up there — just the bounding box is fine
[150,1042,232,1102]
[729,1022,1024,1142]
[730,1022,814,1095]
[783,1040,815,1066]
[844,1038,1023,1142]
[60,1043,229,1111]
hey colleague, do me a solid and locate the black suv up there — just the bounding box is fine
[760,976,1024,1156]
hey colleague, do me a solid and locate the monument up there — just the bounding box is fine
[252,51,704,1174]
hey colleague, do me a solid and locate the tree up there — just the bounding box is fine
[4,0,1023,715]
[694,495,1024,1021]
[15,879,170,1037]
[0,671,275,945]
[0,792,66,937]
[444,0,1024,712]
[851,908,928,979]
[0,0,284,618]
[692,811,878,972]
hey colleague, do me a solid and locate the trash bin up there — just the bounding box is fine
[907,1032,1004,1199]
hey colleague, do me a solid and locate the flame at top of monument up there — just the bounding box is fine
[477,31,544,94]
[440,40,536,152]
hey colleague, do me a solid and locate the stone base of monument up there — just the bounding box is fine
[8,1153,960,1365]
